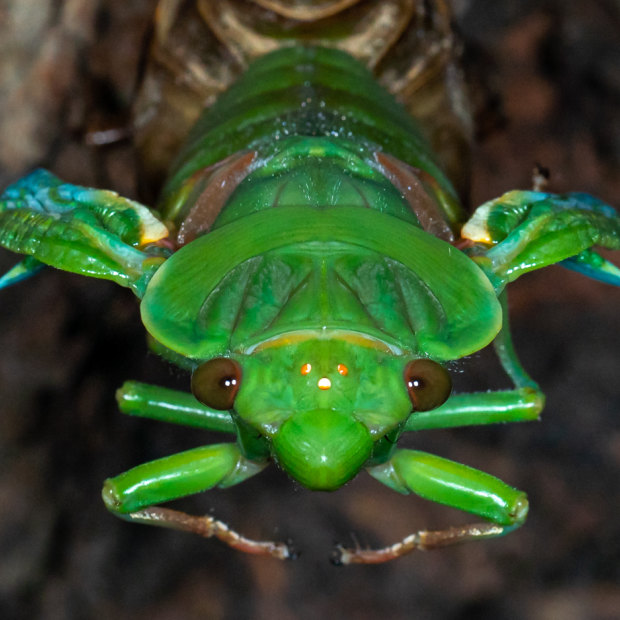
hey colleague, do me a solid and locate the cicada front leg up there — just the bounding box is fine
[103,383,295,560]
[334,446,529,565]
[102,442,293,560]
[334,362,540,565]
[334,289,543,565]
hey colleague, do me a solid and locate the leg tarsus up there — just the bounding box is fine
[332,521,514,565]
[358,449,529,565]
[125,506,296,560]
[102,443,294,559]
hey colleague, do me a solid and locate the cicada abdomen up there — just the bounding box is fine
[134,0,472,198]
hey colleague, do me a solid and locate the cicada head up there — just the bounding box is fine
[227,337,418,490]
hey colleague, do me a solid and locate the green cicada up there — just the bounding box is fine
[1,0,619,565]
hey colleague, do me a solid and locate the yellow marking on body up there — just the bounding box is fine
[140,227,170,244]
[308,145,327,157]
[461,203,493,244]
[460,224,492,244]
[247,329,402,355]
[140,217,170,244]
[117,198,169,244]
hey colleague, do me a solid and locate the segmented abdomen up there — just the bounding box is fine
[160,46,465,245]
[135,0,471,198]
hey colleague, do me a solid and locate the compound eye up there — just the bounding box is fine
[404,359,451,411]
[191,358,241,410]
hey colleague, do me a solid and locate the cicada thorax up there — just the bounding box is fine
[134,0,472,199]
[136,7,500,367]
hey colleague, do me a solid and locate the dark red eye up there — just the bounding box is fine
[404,359,451,411]
[191,358,242,410]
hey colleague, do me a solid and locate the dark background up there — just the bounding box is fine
[0,1,619,618]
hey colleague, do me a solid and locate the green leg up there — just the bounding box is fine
[102,443,293,559]
[406,289,544,432]
[494,289,540,389]
[404,387,543,431]
[116,380,236,433]
[335,449,528,564]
